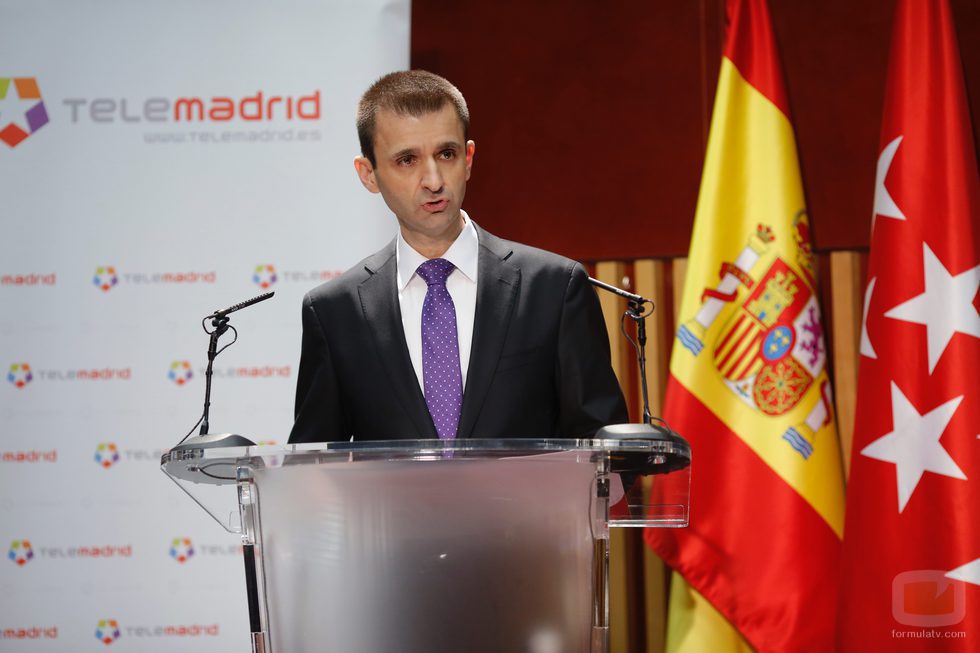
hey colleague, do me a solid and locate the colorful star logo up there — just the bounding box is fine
[0,78,49,148]
[7,362,33,388]
[253,264,277,289]
[95,442,120,469]
[95,619,121,645]
[93,266,118,292]
[169,537,194,563]
[168,360,193,386]
[8,540,34,566]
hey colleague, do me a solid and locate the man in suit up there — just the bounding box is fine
[289,70,627,443]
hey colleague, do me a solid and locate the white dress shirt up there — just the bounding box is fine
[396,212,479,392]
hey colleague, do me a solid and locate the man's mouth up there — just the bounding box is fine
[422,198,449,213]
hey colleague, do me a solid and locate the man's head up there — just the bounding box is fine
[354,70,475,257]
[356,70,469,167]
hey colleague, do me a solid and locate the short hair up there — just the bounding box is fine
[356,70,470,166]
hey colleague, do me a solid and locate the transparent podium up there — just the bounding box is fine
[161,431,691,653]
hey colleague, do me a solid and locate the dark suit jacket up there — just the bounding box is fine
[288,224,627,442]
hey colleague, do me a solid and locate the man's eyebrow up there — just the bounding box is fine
[437,141,462,150]
[390,147,418,160]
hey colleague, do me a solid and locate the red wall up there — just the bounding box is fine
[411,0,979,260]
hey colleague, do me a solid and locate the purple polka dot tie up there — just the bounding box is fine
[416,258,463,440]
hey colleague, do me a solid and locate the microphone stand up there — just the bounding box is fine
[588,277,655,425]
[172,291,275,451]
[200,313,230,436]
[588,276,690,477]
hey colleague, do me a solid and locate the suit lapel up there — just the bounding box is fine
[358,244,437,439]
[458,226,520,438]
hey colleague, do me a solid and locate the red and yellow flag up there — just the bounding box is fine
[645,0,844,650]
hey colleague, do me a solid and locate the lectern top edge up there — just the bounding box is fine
[161,435,691,486]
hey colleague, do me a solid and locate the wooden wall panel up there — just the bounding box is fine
[829,251,865,479]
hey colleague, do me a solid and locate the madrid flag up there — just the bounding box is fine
[645,0,845,650]
[838,0,980,650]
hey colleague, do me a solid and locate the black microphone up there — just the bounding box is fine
[212,291,275,319]
[588,277,653,307]
[587,277,655,424]
[197,292,276,437]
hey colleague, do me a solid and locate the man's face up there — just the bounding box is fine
[355,104,475,248]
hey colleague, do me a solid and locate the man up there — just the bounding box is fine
[289,70,626,443]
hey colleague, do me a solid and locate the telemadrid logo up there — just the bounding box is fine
[95,443,120,469]
[7,362,32,388]
[95,619,121,645]
[92,265,216,289]
[0,78,49,148]
[253,264,277,289]
[93,266,118,292]
[8,540,34,566]
[168,360,193,385]
[169,537,194,563]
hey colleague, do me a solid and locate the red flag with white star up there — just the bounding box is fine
[838,0,980,650]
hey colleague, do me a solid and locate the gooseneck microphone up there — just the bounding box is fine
[197,292,276,437]
[587,277,655,425]
[212,291,275,319]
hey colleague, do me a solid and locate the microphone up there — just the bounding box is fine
[588,277,653,308]
[197,292,276,437]
[212,291,274,319]
[587,277,655,424]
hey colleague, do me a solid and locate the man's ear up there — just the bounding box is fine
[464,140,475,181]
[354,156,380,193]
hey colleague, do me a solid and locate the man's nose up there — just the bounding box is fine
[420,158,444,193]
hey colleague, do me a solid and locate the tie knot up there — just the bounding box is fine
[416,258,455,286]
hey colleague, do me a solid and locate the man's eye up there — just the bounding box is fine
[439,150,456,160]
[397,156,416,166]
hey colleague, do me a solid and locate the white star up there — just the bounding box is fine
[861,382,966,512]
[873,135,906,228]
[884,243,980,374]
[860,277,878,359]
[0,84,40,133]
[947,558,980,588]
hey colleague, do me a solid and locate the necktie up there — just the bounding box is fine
[416,258,463,440]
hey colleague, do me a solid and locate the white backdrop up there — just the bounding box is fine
[0,1,408,649]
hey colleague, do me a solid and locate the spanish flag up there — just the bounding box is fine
[644,0,845,651]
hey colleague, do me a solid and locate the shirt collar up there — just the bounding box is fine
[396,211,479,291]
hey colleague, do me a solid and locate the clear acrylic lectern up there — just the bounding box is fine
[161,433,690,653]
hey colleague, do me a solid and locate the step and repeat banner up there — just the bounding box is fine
[0,1,409,649]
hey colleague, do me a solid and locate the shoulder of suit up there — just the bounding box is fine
[305,239,396,304]
[478,225,581,277]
